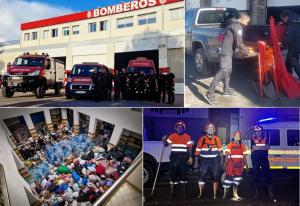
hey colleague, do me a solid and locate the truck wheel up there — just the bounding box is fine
[54,83,61,95]
[194,48,208,75]
[2,87,14,98]
[35,84,46,98]
[143,161,154,186]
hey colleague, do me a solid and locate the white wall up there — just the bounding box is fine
[0,108,142,146]
[71,108,142,146]
[0,125,33,206]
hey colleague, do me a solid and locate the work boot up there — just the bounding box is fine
[182,183,187,198]
[232,185,241,201]
[170,184,175,198]
[204,92,217,105]
[198,185,204,199]
[223,88,237,96]
[222,187,229,199]
[267,185,277,203]
[213,182,218,199]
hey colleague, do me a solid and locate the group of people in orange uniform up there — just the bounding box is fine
[162,121,277,202]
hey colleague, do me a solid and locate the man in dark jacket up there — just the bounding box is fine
[106,69,113,101]
[91,68,100,101]
[148,70,158,101]
[166,68,175,104]
[280,10,300,79]
[114,70,121,100]
[137,70,146,100]
[119,68,127,100]
[205,14,250,105]
[158,72,167,103]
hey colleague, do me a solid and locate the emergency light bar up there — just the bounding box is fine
[258,117,277,123]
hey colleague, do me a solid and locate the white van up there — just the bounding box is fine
[244,121,300,169]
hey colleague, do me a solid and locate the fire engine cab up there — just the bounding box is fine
[65,62,109,99]
[2,52,64,98]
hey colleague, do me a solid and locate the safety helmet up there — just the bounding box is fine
[232,130,242,142]
[254,125,263,131]
[175,120,186,129]
[233,130,242,137]
[205,122,216,133]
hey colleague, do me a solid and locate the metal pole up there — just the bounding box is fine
[151,144,166,195]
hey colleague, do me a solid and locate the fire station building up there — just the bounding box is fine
[0,0,184,93]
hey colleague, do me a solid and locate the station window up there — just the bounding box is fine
[117,17,133,29]
[32,32,38,40]
[51,29,58,37]
[63,27,70,36]
[138,13,157,25]
[100,20,108,31]
[88,22,97,33]
[170,7,184,21]
[263,129,280,146]
[287,130,299,146]
[24,33,30,41]
[43,30,49,39]
[72,25,80,35]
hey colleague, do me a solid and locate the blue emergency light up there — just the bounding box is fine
[258,117,277,123]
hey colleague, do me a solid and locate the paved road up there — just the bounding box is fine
[185,55,300,107]
[144,170,299,206]
[0,89,184,107]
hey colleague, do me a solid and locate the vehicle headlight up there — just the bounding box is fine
[28,70,40,76]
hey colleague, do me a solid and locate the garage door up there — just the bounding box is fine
[72,55,108,66]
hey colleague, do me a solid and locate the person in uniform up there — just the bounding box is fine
[98,68,107,100]
[148,70,158,102]
[166,68,175,105]
[158,71,167,103]
[137,70,146,100]
[194,123,223,199]
[91,68,100,101]
[205,13,251,105]
[162,121,193,198]
[106,69,113,101]
[251,125,277,202]
[222,131,248,200]
[280,10,300,79]
[128,71,138,100]
[114,70,121,101]
[119,68,127,100]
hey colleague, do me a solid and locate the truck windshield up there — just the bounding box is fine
[72,65,100,76]
[127,67,154,75]
[13,57,45,67]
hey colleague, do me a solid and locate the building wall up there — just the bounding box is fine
[19,3,184,48]
[0,124,34,206]
[0,108,142,147]
[0,1,184,92]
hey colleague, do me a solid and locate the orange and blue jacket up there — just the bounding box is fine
[224,142,247,160]
[195,135,223,158]
[167,132,192,153]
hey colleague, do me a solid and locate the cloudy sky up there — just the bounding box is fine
[0,0,131,42]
